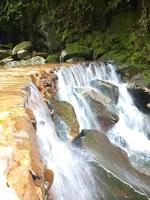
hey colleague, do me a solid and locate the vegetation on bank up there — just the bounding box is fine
[0,0,150,83]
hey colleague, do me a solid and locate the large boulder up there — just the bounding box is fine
[75,88,119,131]
[12,41,32,60]
[73,130,150,199]
[50,99,79,141]
[63,42,92,61]
[91,79,119,104]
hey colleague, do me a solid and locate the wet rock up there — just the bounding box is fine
[91,80,119,104]
[75,130,150,198]
[127,83,150,114]
[50,99,79,140]
[76,88,119,131]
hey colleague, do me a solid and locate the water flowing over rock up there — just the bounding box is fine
[75,130,150,198]
[0,61,150,199]
[75,88,119,131]
[91,79,119,104]
[57,62,150,175]
[27,83,99,200]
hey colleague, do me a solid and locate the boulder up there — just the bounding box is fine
[30,56,45,65]
[63,42,92,61]
[32,51,48,59]
[75,88,119,131]
[17,49,32,60]
[127,83,150,114]
[0,56,13,65]
[0,49,12,60]
[91,80,119,104]
[5,56,45,67]
[45,55,59,63]
[50,99,79,140]
[12,41,32,59]
[74,130,150,199]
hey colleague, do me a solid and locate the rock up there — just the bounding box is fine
[50,99,79,140]
[65,57,85,63]
[17,49,32,60]
[32,51,48,59]
[5,60,21,67]
[0,49,12,60]
[5,56,45,67]
[74,130,150,199]
[45,55,59,63]
[12,41,32,59]
[0,56,13,65]
[91,80,119,104]
[60,50,67,62]
[75,88,119,131]
[64,42,92,61]
[30,56,45,65]
[127,83,150,114]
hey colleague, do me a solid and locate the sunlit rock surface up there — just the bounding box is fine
[0,64,57,199]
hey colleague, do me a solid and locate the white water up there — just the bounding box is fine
[57,62,150,166]
[26,83,99,200]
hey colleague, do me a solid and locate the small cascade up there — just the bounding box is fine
[57,62,150,167]
[26,83,98,200]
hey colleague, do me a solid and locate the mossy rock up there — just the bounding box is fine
[141,69,150,86]
[12,41,32,58]
[45,55,59,63]
[65,42,92,60]
[51,99,79,140]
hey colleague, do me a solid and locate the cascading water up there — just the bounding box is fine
[26,83,99,200]
[56,62,150,169]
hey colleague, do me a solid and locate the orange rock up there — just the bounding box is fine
[25,108,35,121]
[44,168,54,185]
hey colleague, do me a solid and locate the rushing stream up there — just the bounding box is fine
[26,62,150,199]
[57,62,150,169]
[27,83,99,200]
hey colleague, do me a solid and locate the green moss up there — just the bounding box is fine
[45,55,59,63]
[12,41,32,56]
[51,99,79,133]
[141,69,150,85]
[65,42,92,60]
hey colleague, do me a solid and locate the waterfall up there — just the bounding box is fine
[57,62,150,168]
[26,83,99,200]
